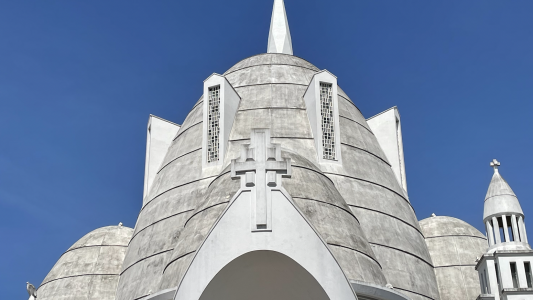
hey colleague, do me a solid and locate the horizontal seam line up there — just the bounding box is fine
[485,194,517,201]
[392,287,435,300]
[173,121,202,141]
[224,63,319,75]
[120,249,173,275]
[434,264,477,268]
[348,205,423,236]
[157,148,201,174]
[163,250,196,274]
[184,201,230,227]
[292,165,336,185]
[338,95,364,115]
[131,209,195,241]
[141,176,218,212]
[323,172,411,207]
[328,243,382,269]
[238,107,306,112]
[39,273,119,288]
[230,137,314,142]
[57,245,128,260]
[340,143,391,167]
[339,115,373,134]
[292,196,360,224]
[425,235,487,240]
[369,242,433,267]
[232,83,309,89]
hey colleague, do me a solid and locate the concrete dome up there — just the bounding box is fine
[159,150,388,290]
[37,225,133,300]
[117,53,439,300]
[420,216,487,300]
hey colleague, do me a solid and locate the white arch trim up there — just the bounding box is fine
[174,188,357,300]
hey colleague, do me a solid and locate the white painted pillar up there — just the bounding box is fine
[486,221,495,246]
[493,217,502,244]
[511,214,520,242]
[519,216,528,243]
[487,260,501,300]
[517,261,528,288]
[502,215,510,242]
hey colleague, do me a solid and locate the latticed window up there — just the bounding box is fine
[320,82,335,160]
[207,85,221,163]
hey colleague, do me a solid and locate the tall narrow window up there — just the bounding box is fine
[511,262,519,288]
[207,85,221,163]
[526,262,533,288]
[498,217,505,243]
[320,82,335,160]
[496,262,501,291]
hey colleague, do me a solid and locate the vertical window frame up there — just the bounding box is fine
[207,85,221,163]
[319,82,336,161]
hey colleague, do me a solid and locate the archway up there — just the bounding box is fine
[199,250,329,300]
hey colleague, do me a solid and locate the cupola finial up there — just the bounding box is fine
[490,159,500,173]
[267,0,293,55]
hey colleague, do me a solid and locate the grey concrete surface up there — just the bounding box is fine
[37,226,133,300]
[116,53,440,300]
[420,216,488,300]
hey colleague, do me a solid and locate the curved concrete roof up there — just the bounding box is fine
[37,225,133,300]
[159,150,387,290]
[117,53,439,300]
[483,170,523,220]
[420,216,487,300]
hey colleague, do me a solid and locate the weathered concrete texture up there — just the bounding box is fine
[160,151,387,290]
[119,53,440,300]
[116,91,209,300]
[420,216,488,300]
[38,226,133,300]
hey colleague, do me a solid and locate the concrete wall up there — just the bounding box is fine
[366,106,406,193]
[144,115,180,201]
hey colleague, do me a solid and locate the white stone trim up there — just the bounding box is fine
[304,70,342,166]
[202,74,241,171]
[173,187,356,300]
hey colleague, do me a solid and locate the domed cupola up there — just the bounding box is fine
[483,159,530,252]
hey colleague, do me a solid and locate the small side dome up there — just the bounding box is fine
[37,225,133,300]
[420,216,487,300]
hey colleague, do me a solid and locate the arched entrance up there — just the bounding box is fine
[199,250,329,300]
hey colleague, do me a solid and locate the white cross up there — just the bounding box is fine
[231,129,291,231]
[490,159,500,173]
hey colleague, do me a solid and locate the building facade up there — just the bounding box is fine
[27,1,529,300]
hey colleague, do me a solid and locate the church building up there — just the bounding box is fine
[27,1,533,300]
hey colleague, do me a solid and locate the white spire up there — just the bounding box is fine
[267,0,293,55]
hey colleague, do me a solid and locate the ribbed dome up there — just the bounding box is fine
[117,53,439,300]
[420,216,487,300]
[38,225,133,300]
[483,170,523,220]
[159,151,388,290]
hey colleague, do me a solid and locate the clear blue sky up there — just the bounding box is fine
[1,0,532,298]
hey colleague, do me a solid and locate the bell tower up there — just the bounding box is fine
[476,160,533,300]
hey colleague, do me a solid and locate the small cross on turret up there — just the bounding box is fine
[490,159,500,173]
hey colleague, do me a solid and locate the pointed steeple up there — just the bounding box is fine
[483,159,523,221]
[267,0,293,55]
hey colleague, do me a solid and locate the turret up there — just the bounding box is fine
[484,159,529,251]
[476,160,533,300]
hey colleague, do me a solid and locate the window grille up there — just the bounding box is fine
[320,82,335,160]
[207,85,221,163]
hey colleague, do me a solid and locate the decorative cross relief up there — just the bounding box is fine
[231,129,291,231]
